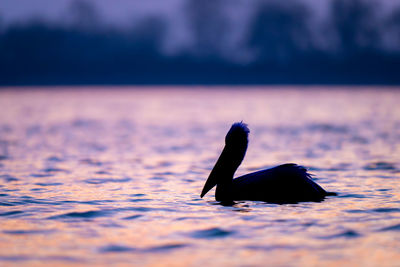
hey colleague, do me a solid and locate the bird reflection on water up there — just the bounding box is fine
[201,122,336,204]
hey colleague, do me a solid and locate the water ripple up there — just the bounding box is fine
[379,223,400,232]
[123,214,143,220]
[99,243,187,253]
[99,244,136,253]
[145,243,187,252]
[35,183,63,187]
[0,210,24,217]
[48,210,113,220]
[318,229,362,239]
[3,229,55,235]
[0,174,18,182]
[189,227,235,239]
[0,255,83,262]
[364,162,397,171]
[84,178,132,184]
[42,168,68,173]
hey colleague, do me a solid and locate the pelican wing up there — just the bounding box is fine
[232,164,327,203]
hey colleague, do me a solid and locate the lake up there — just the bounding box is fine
[0,87,399,266]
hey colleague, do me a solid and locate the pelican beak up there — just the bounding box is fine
[200,172,218,198]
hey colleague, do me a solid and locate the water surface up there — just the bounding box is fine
[0,87,399,266]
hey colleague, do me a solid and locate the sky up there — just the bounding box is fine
[2,0,393,25]
[0,0,182,26]
[1,0,397,26]
[1,0,397,34]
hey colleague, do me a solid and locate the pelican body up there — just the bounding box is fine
[201,122,334,203]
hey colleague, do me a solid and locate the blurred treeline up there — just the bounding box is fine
[1,0,400,85]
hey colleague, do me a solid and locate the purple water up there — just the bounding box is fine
[0,87,399,266]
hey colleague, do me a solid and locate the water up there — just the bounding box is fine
[0,87,399,266]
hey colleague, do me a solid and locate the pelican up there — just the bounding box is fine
[200,122,335,203]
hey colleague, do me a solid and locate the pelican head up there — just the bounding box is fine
[200,122,249,199]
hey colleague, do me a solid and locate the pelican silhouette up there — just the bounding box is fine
[200,122,335,203]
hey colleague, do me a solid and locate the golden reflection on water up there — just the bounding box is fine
[0,87,400,266]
